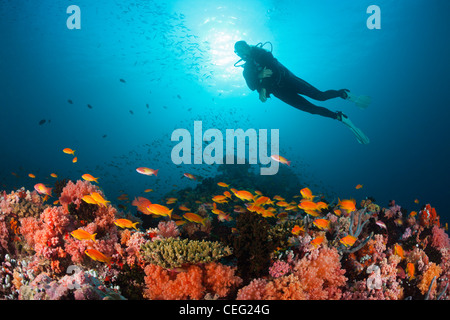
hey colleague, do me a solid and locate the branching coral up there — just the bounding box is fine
[140,238,232,269]
[339,208,373,254]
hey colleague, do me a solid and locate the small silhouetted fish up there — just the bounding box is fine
[177,94,182,99]
[146,104,149,109]
[187,108,192,112]
[102,134,107,138]
[120,79,126,83]
[129,110,134,114]
[68,99,73,104]
[163,105,167,109]
[39,119,46,125]
[87,104,93,109]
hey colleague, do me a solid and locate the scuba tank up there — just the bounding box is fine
[233,41,273,68]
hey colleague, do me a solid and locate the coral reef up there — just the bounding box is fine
[0,178,449,300]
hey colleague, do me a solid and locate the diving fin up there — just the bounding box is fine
[337,112,370,144]
[345,91,371,110]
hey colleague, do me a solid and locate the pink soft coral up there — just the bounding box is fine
[236,278,268,300]
[292,247,347,299]
[431,225,450,250]
[59,180,98,213]
[238,247,347,300]
[20,206,70,260]
[269,260,290,278]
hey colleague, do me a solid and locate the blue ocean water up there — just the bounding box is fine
[1,0,449,222]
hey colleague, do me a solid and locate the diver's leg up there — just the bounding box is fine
[273,90,338,119]
[290,77,347,101]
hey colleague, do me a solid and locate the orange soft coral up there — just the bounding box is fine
[143,262,242,300]
[203,262,242,297]
[143,264,204,300]
[418,262,442,297]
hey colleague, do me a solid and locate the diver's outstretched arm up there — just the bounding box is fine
[259,88,268,102]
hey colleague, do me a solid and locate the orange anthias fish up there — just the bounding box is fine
[313,219,330,230]
[316,202,329,210]
[146,203,173,218]
[233,190,254,201]
[298,200,318,211]
[183,173,196,180]
[34,183,52,196]
[291,225,304,235]
[338,198,356,212]
[71,229,96,242]
[72,157,78,163]
[300,187,315,200]
[50,173,58,178]
[82,194,98,205]
[136,167,159,176]
[178,205,191,212]
[117,194,129,201]
[217,182,229,188]
[355,184,363,190]
[28,173,36,178]
[260,210,275,218]
[340,235,357,247]
[90,192,110,207]
[276,201,289,207]
[212,203,225,215]
[212,195,228,203]
[85,249,111,265]
[234,206,247,214]
[114,219,139,230]
[394,244,405,259]
[183,212,207,226]
[82,173,99,183]
[414,199,419,204]
[63,148,75,155]
[310,236,324,248]
[132,197,152,214]
[223,191,232,199]
[406,262,415,280]
[253,196,270,206]
[270,154,291,166]
[217,212,233,222]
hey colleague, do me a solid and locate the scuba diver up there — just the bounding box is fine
[234,40,370,144]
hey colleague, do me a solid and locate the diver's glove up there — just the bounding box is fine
[343,90,371,110]
[336,111,370,144]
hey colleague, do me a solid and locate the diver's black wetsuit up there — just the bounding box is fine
[242,47,345,119]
